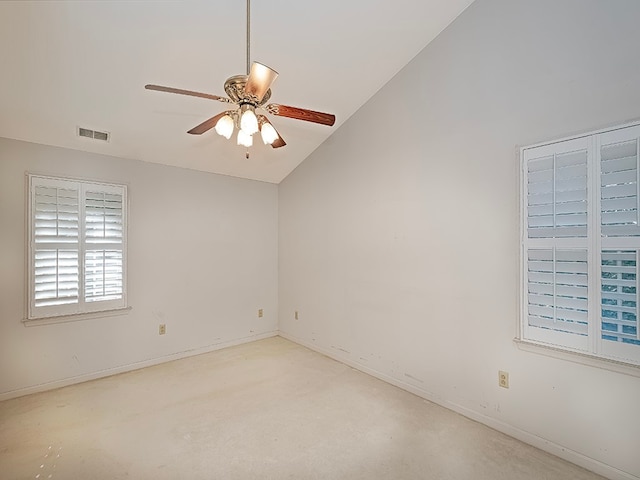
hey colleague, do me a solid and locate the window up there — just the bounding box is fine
[28,174,127,320]
[521,122,640,366]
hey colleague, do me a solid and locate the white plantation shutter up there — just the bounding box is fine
[598,126,640,362]
[84,190,124,302]
[526,145,588,239]
[34,250,79,307]
[523,138,591,352]
[28,175,127,320]
[600,137,639,237]
[85,250,123,301]
[85,191,124,243]
[525,248,589,351]
[600,251,638,345]
[32,184,80,310]
[527,249,589,334]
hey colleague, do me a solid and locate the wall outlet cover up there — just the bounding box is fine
[499,371,509,389]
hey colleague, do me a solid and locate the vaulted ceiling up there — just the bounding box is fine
[0,0,474,183]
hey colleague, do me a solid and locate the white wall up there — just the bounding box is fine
[279,1,640,478]
[0,138,278,399]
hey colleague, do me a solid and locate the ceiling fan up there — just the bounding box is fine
[145,0,335,158]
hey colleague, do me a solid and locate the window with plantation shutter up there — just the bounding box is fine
[28,175,127,320]
[521,122,640,366]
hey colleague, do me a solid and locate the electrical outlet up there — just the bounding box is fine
[258,309,263,318]
[498,370,509,389]
[294,310,299,320]
[159,324,166,335]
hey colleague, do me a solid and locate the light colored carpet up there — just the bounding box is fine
[0,336,604,479]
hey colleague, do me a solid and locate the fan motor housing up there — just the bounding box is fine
[224,75,272,106]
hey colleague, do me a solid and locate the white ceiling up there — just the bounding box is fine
[0,0,473,184]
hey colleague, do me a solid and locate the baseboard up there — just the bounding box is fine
[3,329,635,480]
[278,331,637,480]
[0,330,278,402]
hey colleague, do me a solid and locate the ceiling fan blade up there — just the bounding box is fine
[244,62,278,102]
[266,104,335,126]
[271,134,286,149]
[187,111,228,135]
[269,123,286,149]
[145,84,229,103]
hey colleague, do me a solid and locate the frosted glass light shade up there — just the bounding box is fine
[240,105,259,135]
[260,122,278,145]
[214,114,234,139]
[237,129,253,147]
[245,62,279,101]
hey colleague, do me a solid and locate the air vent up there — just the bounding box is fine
[77,126,110,142]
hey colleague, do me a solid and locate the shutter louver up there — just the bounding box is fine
[601,250,640,345]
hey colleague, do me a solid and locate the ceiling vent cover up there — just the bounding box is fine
[77,126,110,142]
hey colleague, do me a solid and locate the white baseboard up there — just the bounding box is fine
[278,331,637,480]
[0,331,278,402]
[3,329,635,480]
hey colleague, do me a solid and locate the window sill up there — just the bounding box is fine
[22,306,132,327]
[514,338,640,378]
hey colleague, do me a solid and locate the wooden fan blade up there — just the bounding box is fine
[270,124,286,149]
[245,62,278,102]
[266,104,335,126]
[188,111,227,135]
[145,84,229,103]
[271,135,286,149]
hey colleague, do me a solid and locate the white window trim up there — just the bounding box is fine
[22,306,132,327]
[25,173,129,324]
[519,120,640,371]
[514,339,640,378]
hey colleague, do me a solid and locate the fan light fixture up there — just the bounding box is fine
[258,115,279,145]
[237,129,253,147]
[214,114,234,139]
[260,122,278,145]
[240,104,259,136]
